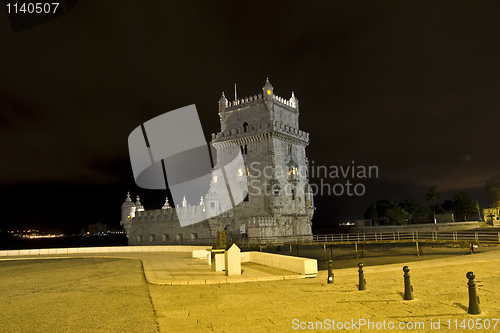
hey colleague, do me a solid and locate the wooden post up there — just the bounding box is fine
[415,241,419,257]
[323,243,326,261]
[355,242,358,260]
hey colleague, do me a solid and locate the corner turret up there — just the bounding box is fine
[120,192,136,238]
[218,92,228,112]
[262,77,274,101]
[135,196,145,212]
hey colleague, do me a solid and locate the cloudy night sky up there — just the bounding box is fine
[1,1,500,234]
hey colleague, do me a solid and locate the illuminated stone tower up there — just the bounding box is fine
[121,79,314,245]
[211,78,314,239]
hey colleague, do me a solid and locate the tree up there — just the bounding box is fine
[425,186,441,223]
[363,198,431,224]
[363,198,378,221]
[386,207,411,225]
[400,199,432,218]
[452,191,478,221]
[441,200,454,212]
[485,175,500,208]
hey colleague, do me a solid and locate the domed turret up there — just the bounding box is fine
[218,92,228,112]
[135,196,145,212]
[205,181,220,217]
[121,192,136,219]
[289,91,299,110]
[162,197,171,209]
[120,192,136,237]
[262,77,274,100]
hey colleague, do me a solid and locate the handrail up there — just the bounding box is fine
[141,231,500,246]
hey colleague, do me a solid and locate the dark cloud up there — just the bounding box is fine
[1,1,500,232]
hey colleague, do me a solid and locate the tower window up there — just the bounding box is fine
[273,189,279,197]
[242,122,248,132]
[292,189,295,200]
[244,144,247,154]
[288,144,292,154]
[210,202,215,208]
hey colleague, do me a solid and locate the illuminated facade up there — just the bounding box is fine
[121,79,314,244]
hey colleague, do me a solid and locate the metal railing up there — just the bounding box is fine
[157,231,500,246]
[311,231,500,244]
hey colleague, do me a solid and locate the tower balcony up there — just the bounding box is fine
[211,120,309,144]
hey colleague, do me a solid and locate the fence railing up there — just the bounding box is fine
[162,232,500,246]
[313,231,500,244]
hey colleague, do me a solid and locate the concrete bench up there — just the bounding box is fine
[192,249,210,259]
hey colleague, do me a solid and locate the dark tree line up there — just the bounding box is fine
[363,198,431,225]
[364,187,480,224]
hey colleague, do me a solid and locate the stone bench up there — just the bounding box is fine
[192,249,211,259]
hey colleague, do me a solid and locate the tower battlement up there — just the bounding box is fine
[220,92,298,113]
[211,120,309,143]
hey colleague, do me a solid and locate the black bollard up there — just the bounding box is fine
[327,260,334,284]
[358,263,366,290]
[403,266,414,300]
[467,272,481,315]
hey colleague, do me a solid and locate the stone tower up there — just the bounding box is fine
[210,78,314,239]
[121,79,314,245]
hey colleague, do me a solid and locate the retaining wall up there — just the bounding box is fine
[0,245,212,257]
[241,251,317,276]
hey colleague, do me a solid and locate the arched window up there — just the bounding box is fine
[242,122,248,132]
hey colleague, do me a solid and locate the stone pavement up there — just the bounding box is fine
[0,251,309,285]
[149,249,500,332]
[2,248,500,332]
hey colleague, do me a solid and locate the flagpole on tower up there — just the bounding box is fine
[234,84,237,102]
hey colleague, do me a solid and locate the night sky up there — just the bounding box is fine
[1,1,500,234]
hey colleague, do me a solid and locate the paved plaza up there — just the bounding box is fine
[1,248,500,332]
